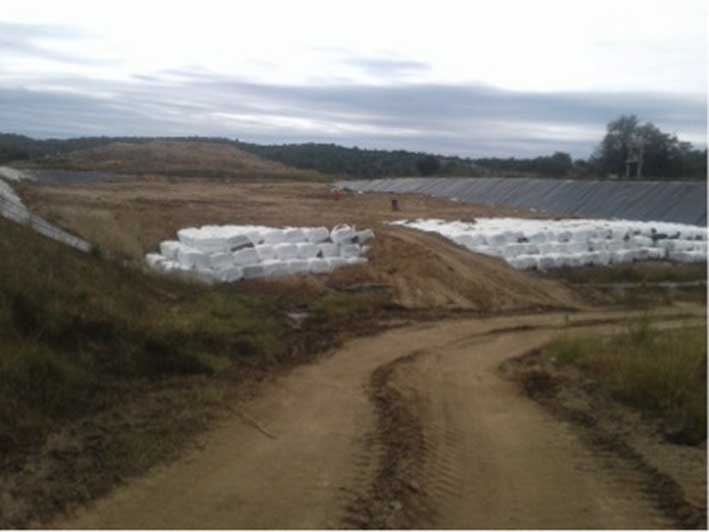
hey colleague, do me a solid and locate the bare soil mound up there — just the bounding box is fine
[329,227,579,311]
[48,141,325,180]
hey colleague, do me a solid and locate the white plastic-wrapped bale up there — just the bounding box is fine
[274,243,299,260]
[296,243,319,259]
[287,259,310,275]
[145,253,166,269]
[209,252,234,270]
[158,260,180,273]
[340,244,362,259]
[308,258,332,274]
[326,257,347,269]
[178,229,228,254]
[283,228,306,243]
[392,217,706,271]
[354,229,375,244]
[508,255,537,270]
[242,264,266,279]
[234,247,260,266]
[318,243,340,258]
[263,229,287,245]
[331,224,356,244]
[159,240,183,260]
[218,267,243,282]
[255,245,277,261]
[177,247,210,269]
[150,223,374,282]
[227,234,253,251]
[304,227,331,243]
[262,260,291,277]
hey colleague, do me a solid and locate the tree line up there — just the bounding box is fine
[0,115,705,180]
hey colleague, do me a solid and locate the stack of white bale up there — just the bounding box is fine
[145,224,374,283]
[392,218,707,270]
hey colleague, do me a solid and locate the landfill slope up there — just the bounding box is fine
[339,177,707,225]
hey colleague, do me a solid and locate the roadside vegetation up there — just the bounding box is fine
[0,216,391,527]
[546,262,707,285]
[543,262,707,308]
[0,216,291,447]
[545,319,707,445]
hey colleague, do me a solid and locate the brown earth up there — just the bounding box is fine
[20,179,577,311]
[501,340,708,529]
[51,305,706,530]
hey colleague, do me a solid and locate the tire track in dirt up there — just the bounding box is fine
[51,306,704,529]
[515,364,708,529]
[345,315,704,529]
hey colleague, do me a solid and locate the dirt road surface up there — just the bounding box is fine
[53,306,704,529]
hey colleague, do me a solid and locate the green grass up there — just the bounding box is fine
[547,319,707,444]
[0,217,294,448]
[0,216,392,453]
[547,262,707,285]
[0,216,393,527]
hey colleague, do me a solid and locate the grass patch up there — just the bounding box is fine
[0,217,293,451]
[0,204,395,526]
[42,205,146,261]
[546,262,707,285]
[546,319,707,444]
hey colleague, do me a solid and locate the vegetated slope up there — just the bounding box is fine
[0,216,317,527]
[34,141,327,181]
[0,217,296,445]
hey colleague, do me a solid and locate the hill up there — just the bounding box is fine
[26,140,327,181]
[2,132,706,180]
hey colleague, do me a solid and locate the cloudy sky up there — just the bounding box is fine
[1,0,706,157]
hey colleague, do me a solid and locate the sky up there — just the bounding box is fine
[0,0,706,158]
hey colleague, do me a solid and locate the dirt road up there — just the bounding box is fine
[54,306,704,529]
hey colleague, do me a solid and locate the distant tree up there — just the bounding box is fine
[533,151,573,177]
[416,155,440,176]
[591,115,706,179]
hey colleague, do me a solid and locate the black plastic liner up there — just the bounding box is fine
[338,177,707,226]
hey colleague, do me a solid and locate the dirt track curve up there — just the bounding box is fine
[53,306,704,529]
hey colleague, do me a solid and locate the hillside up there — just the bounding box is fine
[0,213,380,527]
[24,140,327,181]
[2,132,706,180]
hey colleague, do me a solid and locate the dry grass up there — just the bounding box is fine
[0,215,397,527]
[547,319,707,444]
[43,205,146,260]
[33,141,328,181]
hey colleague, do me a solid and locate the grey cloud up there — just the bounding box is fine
[0,71,705,157]
[0,21,104,65]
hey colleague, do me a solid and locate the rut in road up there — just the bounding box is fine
[52,306,704,529]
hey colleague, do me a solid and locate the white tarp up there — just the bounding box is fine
[147,224,373,283]
[392,217,707,270]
